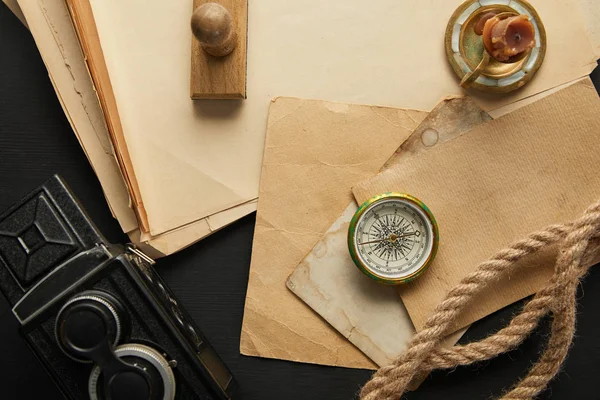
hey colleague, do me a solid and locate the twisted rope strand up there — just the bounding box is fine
[421,270,565,371]
[360,201,600,400]
[360,225,571,400]
[421,226,600,374]
[499,208,600,399]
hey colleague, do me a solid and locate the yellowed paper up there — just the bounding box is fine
[577,0,600,57]
[131,199,258,258]
[240,97,427,369]
[8,0,598,255]
[287,96,488,367]
[17,0,137,233]
[352,79,600,333]
[6,0,598,56]
[487,76,592,119]
[383,96,492,170]
[288,203,467,368]
[17,0,257,256]
[84,0,596,237]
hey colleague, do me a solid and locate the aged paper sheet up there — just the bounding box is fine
[84,0,596,237]
[353,79,600,333]
[287,97,489,367]
[239,1,596,367]
[17,0,257,256]
[288,203,467,367]
[12,0,596,250]
[16,0,138,233]
[240,98,427,369]
[577,0,600,57]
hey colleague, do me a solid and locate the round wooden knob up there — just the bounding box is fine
[191,3,237,57]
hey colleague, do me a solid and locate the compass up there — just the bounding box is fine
[348,193,439,285]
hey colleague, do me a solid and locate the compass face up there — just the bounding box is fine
[348,194,439,284]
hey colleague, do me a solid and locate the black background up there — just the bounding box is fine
[1,4,600,399]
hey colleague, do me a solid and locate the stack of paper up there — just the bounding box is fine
[287,96,491,367]
[287,79,600,369]
[14,0,257,257]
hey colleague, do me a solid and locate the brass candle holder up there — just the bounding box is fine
[445,0,547,93]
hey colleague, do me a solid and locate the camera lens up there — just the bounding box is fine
[107,370,151,400]
[62,309,107,349]
[88,344,176,400]
[55,290,128,363]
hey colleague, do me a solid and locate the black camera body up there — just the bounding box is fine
[0,176,238,400]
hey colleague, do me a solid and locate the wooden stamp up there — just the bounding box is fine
[190,1,247,99]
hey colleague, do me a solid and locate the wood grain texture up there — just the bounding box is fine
[190,0,247,99]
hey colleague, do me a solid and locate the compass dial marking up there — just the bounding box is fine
[350,196,437,283]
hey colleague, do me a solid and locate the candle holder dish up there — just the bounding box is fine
[445,0,547,93]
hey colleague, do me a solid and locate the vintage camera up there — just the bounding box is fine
[0,176,238,400]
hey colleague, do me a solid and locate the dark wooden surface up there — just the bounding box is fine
[1,4,600,399]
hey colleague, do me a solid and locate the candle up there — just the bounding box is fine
[482,14,536,62]
[474,12,498,36]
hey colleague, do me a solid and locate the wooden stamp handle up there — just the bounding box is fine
[191,3,237,57]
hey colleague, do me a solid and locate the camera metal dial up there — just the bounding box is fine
[88,343,176,400]
[55,290,127,363]
[348,193,439,285]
